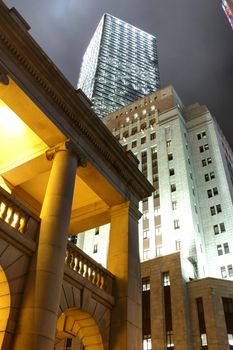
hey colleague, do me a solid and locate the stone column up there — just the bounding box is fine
[13,142,80,350]
[107,202,142,350]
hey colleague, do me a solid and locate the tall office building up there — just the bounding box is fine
[76,14,233,350]
[77,14,160,117]
[222,0,233,29]
[76,85,233,281]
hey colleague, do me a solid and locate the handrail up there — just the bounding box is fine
[0,187,114,294]
[65,242,114,295]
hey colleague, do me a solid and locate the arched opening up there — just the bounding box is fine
[55,308,104,350]
[0,265,11,348]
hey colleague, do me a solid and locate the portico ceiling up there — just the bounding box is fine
[0,15,154,226]
[0,81,124,225]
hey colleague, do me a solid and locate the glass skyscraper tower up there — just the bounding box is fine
[222,0,233,29]
[78,14,160,117]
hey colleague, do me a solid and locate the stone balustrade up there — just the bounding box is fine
[0,186,40,239]
[66,242,114,294]
[0,186,114,295]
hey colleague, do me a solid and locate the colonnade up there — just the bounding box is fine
[12,141,142,350]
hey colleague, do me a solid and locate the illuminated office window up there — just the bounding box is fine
[78,14,160,117]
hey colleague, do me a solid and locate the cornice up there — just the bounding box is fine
[0,3,154,200]
[0,65,9,85]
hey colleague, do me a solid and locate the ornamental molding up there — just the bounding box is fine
[0,63,9,85]
[0,29,115,168]
[46,140,87,168]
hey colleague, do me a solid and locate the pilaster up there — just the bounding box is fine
[107,202,142,350]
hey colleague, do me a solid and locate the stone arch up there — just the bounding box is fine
[0,238,32,349]
[58,280,112,350]
[0,265,11,349]
[56,308,104,350]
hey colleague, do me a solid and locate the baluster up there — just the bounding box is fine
[92,267,98,286]
[14,211,21,231]
[6,206,14,225]
[79,258,85,276]
[92,266,97,286]
[87,262,92,281]
[18,216,24,233]
[66,248,72,267]
[83,260,89,279]
[96,269,101,288]
[23,216,29,234]
[65,249,69,265]
[19,216,27,233]
[69,250,75,270]
[76,255,82,274]
[100,272,105,290]
[12,211,22,230]
[73,254,78,272]
[0,200,8,220]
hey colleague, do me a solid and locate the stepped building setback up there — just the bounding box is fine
[76,85,233,350]
[77,85,233,281]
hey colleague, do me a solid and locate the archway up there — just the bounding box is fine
[55,308,104,350]
[0,265,11,348]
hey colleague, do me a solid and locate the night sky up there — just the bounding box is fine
[4,0,233,147]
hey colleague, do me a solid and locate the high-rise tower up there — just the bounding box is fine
[77,14,160,117]
[222,0,233,29]
[76,86,233,281]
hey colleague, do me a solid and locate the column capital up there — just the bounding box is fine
[0,64,9,86]
[46,140,87,167]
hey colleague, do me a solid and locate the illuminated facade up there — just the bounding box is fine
[77,14,160,117]
[141,253,233,350]
[77,85,233,282]
[0,4,154,350]
[222,0,233,29]
[75,85,233,350]
[1,4,233,350]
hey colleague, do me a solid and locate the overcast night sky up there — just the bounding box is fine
[4,0,233,147]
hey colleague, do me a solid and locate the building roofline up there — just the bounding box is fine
[102,13,158,39]
[0,2,154,201]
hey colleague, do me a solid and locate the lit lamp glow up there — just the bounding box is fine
[0,99,48,174]
[0,102,24,134]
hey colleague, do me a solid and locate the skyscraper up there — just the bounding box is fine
[76,14,233,350]
[78,14,160,117]
[222,0,233,29]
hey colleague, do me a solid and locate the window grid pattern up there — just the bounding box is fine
[78,14,160,117]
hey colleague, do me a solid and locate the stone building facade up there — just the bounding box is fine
[141,253,233,350]
[0,3,154,350]
[77,85,233,281]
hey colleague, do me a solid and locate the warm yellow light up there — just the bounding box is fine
[0,99,48,174]
[0,265,10,349]
[0,176,12,193]
[0,102,24,134]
